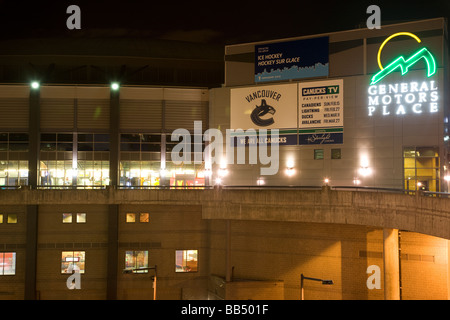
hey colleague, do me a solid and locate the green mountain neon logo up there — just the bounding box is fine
[370,47,436,85]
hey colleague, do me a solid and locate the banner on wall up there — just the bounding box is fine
[298,79,344,145]
[255,37,329,83]
[229,79,344,146]
[230,83,298,146]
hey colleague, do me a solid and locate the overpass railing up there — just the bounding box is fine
[2,184,450,198]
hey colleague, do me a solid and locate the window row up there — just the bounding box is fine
[0,214,17,224]
[120,162,206,187]
[62,213,86,223]
[0,161,28,186]
[41,133,110,152]
[2,213,86,225]
[1,250,198,276]
[41,133,110,142]
[125,250,198,273]
[126,213,149,223]
[314,148,342,160]
[39,160,207,187]
[1,133,208,154]
[39,133,206,153]
[40,160,110,187]
[120,133,161,153]
[0,133,29,152]
[63,212,151,223]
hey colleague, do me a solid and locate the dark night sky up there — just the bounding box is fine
[0,0,448,45]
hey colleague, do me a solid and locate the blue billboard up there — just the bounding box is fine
[255,36,329,83]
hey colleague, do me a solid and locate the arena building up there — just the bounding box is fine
[0,17,449,300]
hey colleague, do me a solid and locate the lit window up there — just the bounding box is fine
[139,213,149,223]
[61,251,85,274]
[76,213,86,223]
[314,149,324,160]
[7,214,17,224]
[403,146,440,192]
[0,214,3,223]
[175,250,198,273]
[62,213,72,223]
[0,133,29,187]
[126,213,136,223]
[0,252,16,275]
[125,251,148,273]
[62,213,86,223]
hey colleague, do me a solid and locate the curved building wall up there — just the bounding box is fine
[0,18,449,301]
[209,18,449,192]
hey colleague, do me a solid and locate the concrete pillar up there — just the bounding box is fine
[109,88,120,188]
[448,240,450,300]
[24,205,38,300]
[28,88,40,188]
[106,204,119,299]
[383,228,400,300]
[225,220,232,282]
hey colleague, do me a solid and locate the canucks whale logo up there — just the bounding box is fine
[370,32,437,85]
[250,99,276,127]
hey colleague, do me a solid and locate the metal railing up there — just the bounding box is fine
[330,185,406,193]
[36,185,108,190]
[1,184,450,198]
[422,191,450,198]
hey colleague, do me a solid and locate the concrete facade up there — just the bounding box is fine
[0,188,449,300]
[1,18,450,300]
[1,187,450,239]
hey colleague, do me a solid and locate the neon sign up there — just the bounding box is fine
[368,32,439,116]
[370,32,437,85]
[370,48,436,85]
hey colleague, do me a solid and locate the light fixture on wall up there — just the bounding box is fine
[218,168,228,177]
[359,155,372,177]
[358,166,372,177]
[324,178,330,185]
[203,161,212,177]
[285,167,295,176]
[203,168,212,177]
[285,159,295,177]
[218,158,228,177]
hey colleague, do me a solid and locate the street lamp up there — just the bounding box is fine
[300,273,333,300]
[111,82,120,91]
[123,265,157,300]
[31,81,40,89]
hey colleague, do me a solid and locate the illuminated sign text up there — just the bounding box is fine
[368,80,438,116]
